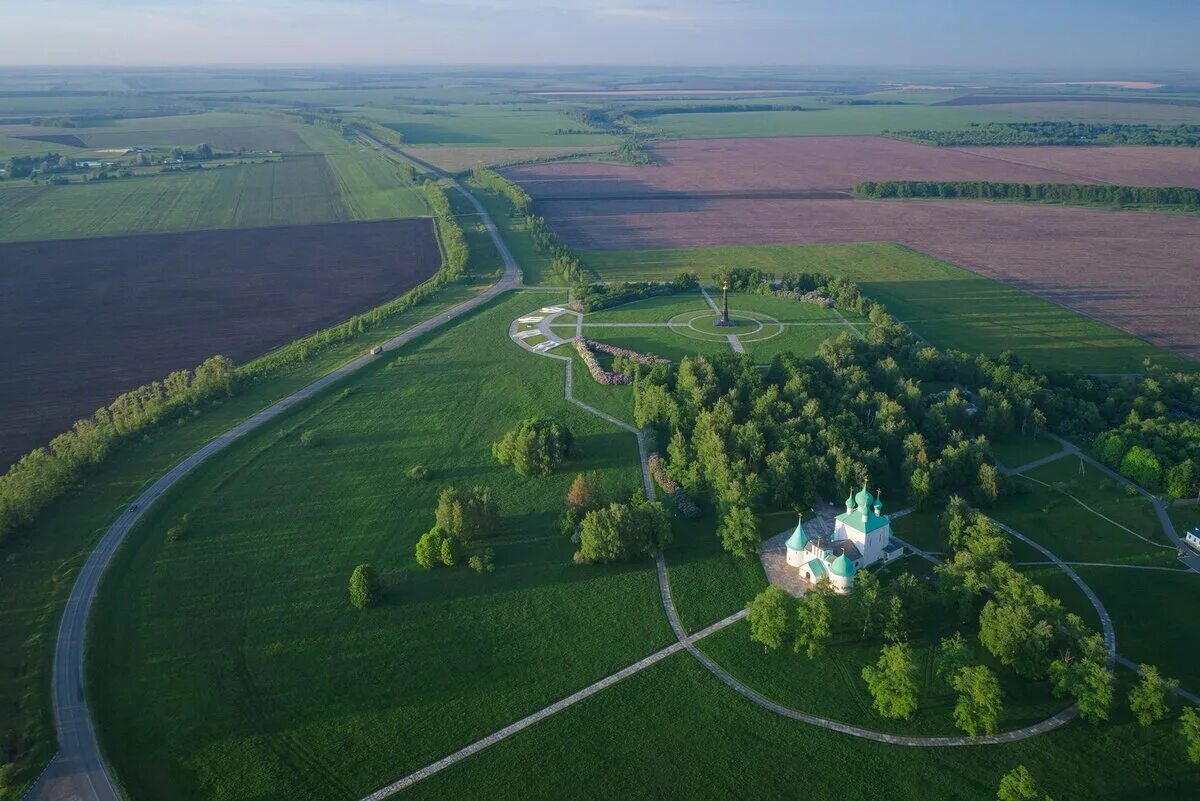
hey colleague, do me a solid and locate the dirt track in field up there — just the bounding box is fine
[0,219,440,469]
[505,136,1200,196]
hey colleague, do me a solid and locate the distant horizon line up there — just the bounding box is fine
[0,62,1197,74]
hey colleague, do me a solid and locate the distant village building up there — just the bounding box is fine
[785,484,904,593]
[1186,527,1200,552]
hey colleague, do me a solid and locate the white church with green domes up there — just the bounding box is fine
[785,484,905,593]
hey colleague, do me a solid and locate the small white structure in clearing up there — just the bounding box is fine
[784,484,904,594]
[1186,527,1200,552]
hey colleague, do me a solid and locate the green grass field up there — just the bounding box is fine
[582,243,1184,374]
[0,277,489,797]
[397,651,1197,801]
[88,292,673,801]
[991,455,1177,565]
[357,105,621,148]
[643,103,1030,138]
[989,433,1063,469]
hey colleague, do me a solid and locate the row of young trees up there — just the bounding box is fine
[855,180,1200,210]
[0,356,236,544]
[422,180,469,278]
[569,273,698,312]
[890,121,1200,147]
[470,167,587,282]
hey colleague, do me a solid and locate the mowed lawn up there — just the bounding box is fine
[582,243,1179,373]
[88,292,674,801]
[397,652,1198,801]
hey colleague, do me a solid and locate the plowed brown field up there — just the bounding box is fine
[0,219,440,469]
[506,136,1200,196]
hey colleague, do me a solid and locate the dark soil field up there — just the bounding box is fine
[0,219,439,469]
[506,136,1200,196]
[14,133,87,148]
[528,196,1200,361]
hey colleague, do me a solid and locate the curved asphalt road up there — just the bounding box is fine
[29,163,520,801]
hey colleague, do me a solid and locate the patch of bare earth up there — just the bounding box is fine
[0,219,440,469]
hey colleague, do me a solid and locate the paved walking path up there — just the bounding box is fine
[29,151,521,801]
[831,308,866,342]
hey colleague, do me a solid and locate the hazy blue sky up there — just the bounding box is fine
[0,0,1196,69]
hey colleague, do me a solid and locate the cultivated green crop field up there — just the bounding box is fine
[357,104,621,148]
[643,103,1030,138]
[89,291,673,801]
[582,243,1184,374]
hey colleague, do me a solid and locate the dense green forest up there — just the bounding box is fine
[889,122,1200,147]
[855,180,1200,210]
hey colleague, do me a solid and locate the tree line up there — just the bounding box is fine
[855,180,1200,210]
[421,180,469,278]
[0,356,236,544]
[889,121,1200,147]
[470,167,588,282]
[570,273,698,312]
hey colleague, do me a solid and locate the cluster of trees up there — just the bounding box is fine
[415,485,500,569]
[493,417,573,477]
[747,583,833,659]
[576,496,671,564]
[891,121,1200,147]
[855,180,1200,210]
[4,152,70,179]
[559,470,671,564]
[422,181,469,279]
[0,355,236,545]
[470,167,586,282]
[611,136,653,165]
[632,337,1005,537]
[1090,365,1199,498]
[711,267,872,316]
[570,273,698,312]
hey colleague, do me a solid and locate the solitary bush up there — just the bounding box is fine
[468,548,496,573]
[415,525,459,568]
[493,417,573,476]
[299,430,321,448]
[349,564,381,608]
[406,464,431,481]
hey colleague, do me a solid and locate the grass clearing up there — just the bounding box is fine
[990,433,1063,469]
[991,455,1175,564]
[582,243,1181,374]
[399,650,1197,801]
[358,105,620,148]
[88,292,672,801]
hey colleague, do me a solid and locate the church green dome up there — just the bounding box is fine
[785,516,808,551]
[844,489,857,510]
[831,553,857,578]
[854,485,874,510]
